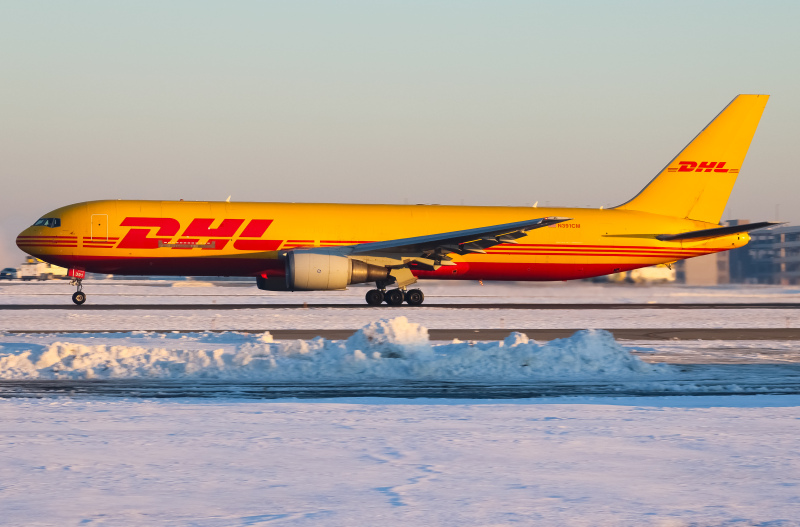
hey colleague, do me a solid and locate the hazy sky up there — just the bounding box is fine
[1,1,798,265]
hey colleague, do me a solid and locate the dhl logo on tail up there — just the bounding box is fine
[667,161,739,173]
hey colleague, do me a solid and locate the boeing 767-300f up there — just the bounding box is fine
[18,94,777,305]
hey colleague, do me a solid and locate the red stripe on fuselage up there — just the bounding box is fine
[499,242,699,250]
[17,236,77,239]
[414,262,652,281]
[488,245,706,255]
[484,251,704,258]
[319,240,374,244]
[18,245,77,248]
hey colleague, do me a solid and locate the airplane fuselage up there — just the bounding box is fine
[17,200,748,281]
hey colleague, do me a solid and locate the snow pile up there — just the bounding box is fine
[345,317,433,359]
[0,317,668,380]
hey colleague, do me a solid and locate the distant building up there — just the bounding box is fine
[737,223,800,284]
[675,252,728,285]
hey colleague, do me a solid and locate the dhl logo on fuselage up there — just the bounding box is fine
[667,161,739,174]
[114,217,282,251]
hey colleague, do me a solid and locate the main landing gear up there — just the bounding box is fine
[365,287,425,306]
[71,278,86,305]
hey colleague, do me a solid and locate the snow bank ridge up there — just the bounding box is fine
[0,317,667,380]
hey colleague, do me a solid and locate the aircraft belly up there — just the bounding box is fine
[413,250,677,282]
[44,253,285,277]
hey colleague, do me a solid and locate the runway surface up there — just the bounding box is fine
[3,302,800,310]
[6,328,800,340]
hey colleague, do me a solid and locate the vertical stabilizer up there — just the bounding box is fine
[615,94,768,223]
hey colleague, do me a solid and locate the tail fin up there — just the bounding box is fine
[615,94,769,223]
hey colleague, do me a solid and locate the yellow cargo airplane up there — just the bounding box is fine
[18,94,777,306]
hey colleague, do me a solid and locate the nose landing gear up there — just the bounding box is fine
[71,278,86,305]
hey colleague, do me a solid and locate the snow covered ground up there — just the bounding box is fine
[4,305,800,331]
[1,318,799,397]
[2,396,799,526]
[0,319,664,383]
[7,306,800,332]
[2,281,799,525]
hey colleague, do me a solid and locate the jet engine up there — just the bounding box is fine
[257,251,390,291]
[287,252,389,290]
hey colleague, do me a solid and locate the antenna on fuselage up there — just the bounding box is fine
[226,195,231,203]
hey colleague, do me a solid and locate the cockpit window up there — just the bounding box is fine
[33,218,61,228]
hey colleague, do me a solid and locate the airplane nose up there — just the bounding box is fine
[17,227,31,246]
[16,226,42,256]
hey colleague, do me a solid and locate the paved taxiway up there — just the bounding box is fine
[2,372,798,399]
[3,302,800,310]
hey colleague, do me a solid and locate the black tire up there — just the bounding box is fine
[384,289,405,306]
[365,289,384,306]
[405,289,424,306]
[72,292,86,305]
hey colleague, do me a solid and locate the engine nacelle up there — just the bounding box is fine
[286,251,389,291]
[255,275,290,291]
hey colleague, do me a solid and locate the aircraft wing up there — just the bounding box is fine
[340,216,571,260]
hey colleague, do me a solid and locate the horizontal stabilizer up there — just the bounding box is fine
[656,221,783,242]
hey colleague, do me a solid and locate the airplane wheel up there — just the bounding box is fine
[384,289,405,306]
[72,292,86,305]
[365,289,384,306]
[405,289,424,306]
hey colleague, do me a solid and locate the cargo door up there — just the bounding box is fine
[91,214,108,240]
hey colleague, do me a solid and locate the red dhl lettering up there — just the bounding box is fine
[117,218,180,249]
[183,218,244,237]
[673,161,730,173]
[234,219,279,250]
[115,218,281,250]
